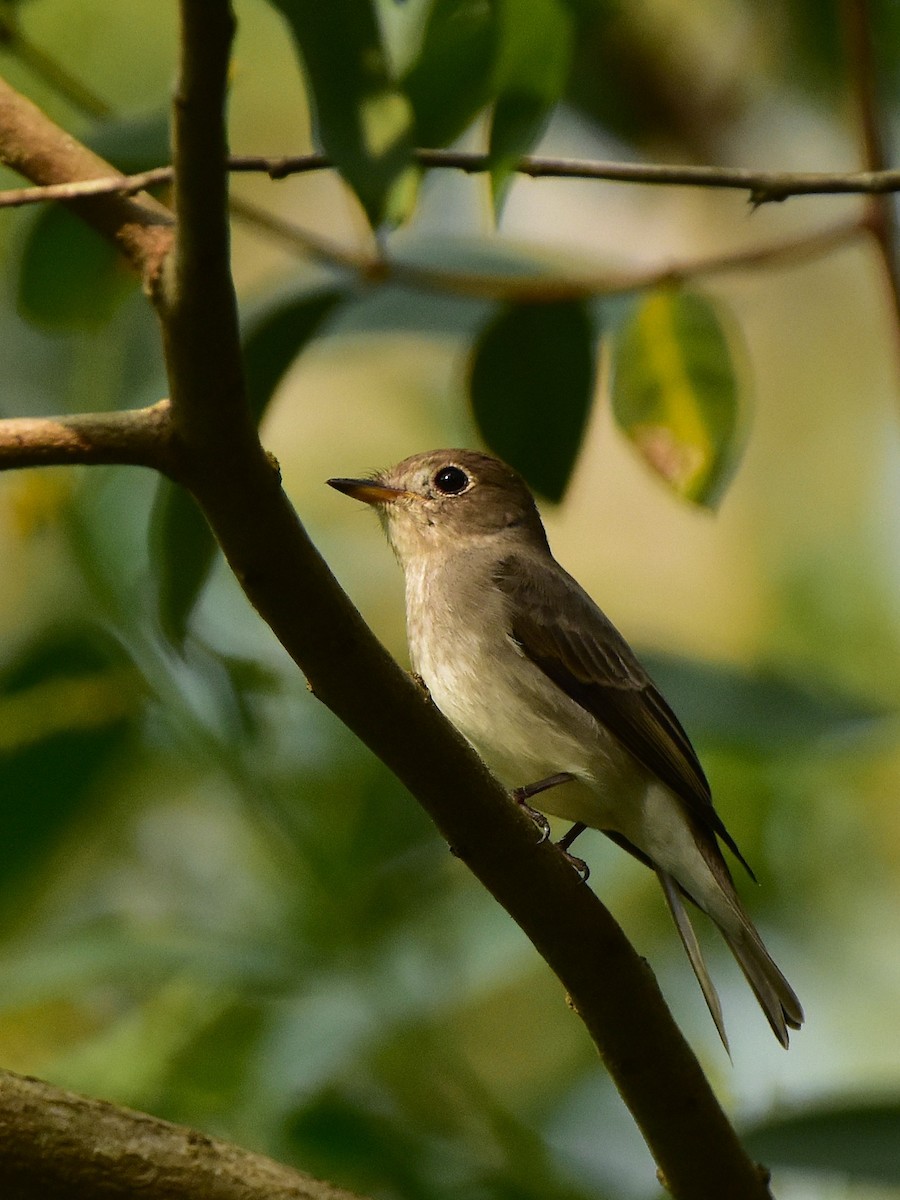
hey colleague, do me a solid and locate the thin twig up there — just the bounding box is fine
[232,193,865,301]
[10,151,900,211]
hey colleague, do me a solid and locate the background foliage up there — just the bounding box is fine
[2,0,900,1196]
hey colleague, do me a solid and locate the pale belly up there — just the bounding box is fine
[410,620,641,829]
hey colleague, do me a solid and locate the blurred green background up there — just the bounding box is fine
[2,0,900,1197]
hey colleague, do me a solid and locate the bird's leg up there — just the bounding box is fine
[556,822,590,881]
[557,821,586,853]
[511,772,575,844]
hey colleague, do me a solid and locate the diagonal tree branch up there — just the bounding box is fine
[0,1067,368,1200]
[0,20,776,1200]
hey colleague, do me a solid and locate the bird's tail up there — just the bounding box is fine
[657,870,730,1052]
[657,869,804,1050]
[722,921,804,1049]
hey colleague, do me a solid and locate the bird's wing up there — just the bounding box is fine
[493,553,753,877]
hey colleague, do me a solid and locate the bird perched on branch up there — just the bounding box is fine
[329,449,803,1049]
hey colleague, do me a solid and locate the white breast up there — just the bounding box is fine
[403,553,634,828]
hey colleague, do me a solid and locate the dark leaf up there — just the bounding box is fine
[403,0,499,147]
[267,0,416,226]
[469,299,597,501]
[744,1099,900,1185]
[149,483,215,646]
[609,288,745,507]
[0,628,138,914]
[243,283,347,423]
[17,110,171,331]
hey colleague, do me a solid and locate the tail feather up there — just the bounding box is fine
[723,926,804,1049]
[657,870,730,1053]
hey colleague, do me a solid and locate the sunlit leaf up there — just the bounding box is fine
[267,0,416,226]
[469,299,597,501]
[489,0,573,209]
[744,1100,900,1185]
[609,288,744,507]
[403,0,499,147]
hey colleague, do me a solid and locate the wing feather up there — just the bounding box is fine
[493,553,753,878]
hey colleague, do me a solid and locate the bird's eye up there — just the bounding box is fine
[433,465,469,495]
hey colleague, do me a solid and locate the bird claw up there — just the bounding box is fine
[511,788,552,843]
[560,848,590,882]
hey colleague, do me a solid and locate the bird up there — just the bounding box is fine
[328,449,803,1049]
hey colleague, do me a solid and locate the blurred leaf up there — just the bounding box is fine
[268,0,416,226]
[0,627,138,909]
[17,110,170,331]
[158,998,269,1125]
[609,288,744,507]
[489,0,573,209]
[744,1099,900,1185]
[149,483,215,646]
[18,209,133,330]
[243,282,347,423]
[149,284,345,644]
[469,299,597,501]
[403,0,499,147]
[286,1088,428,1198]
[641,653,883,752]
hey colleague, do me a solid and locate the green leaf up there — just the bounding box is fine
[743,1100,900,1185]
[268,0,416,226]
[609,288,744,507]
[403,0,499,147]
[468,299,597,501]
[243,283,347,423]
[489,0,573,208]
[150,284,346,643]
[149,483,215,646]
[18,209,134,330]
[17,110,171,331]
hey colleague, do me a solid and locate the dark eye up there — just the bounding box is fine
[433,465,469,495]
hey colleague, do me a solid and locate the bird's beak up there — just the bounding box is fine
[327,477,408,506]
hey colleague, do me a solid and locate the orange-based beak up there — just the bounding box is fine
[327,477,408,506]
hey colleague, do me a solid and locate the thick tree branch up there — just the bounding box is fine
[0,402,174,472]
[0,1068,367,1200]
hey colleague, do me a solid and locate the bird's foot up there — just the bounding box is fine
[511,788,551,842]
[512,774,577,845]
[560,848,590,882]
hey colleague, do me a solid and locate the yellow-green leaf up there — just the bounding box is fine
[609,288,745,506]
